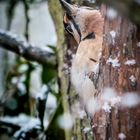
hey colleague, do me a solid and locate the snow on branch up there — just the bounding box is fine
[0,30,56,67]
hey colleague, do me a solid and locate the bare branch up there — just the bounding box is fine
[0,30,56,67]
[0,120,20,131]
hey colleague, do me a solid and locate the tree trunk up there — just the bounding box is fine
[92,5,140,140]
[48,1,93,140]
[0,2,8,101]
[47,1,69,139]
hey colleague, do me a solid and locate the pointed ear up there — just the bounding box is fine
[63,13,70,24]
[59,0,77,15]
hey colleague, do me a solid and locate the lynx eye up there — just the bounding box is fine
[66,24,73,34]
[64,22,73,36]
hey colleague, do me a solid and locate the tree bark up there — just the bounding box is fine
[92,5,140,140]
[0,2,9,103]
[47,1,69,139]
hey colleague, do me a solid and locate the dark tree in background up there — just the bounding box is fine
[91,2,140,140]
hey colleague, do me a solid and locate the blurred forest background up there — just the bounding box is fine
[0,0,140,140]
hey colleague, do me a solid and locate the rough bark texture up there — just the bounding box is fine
[92,5,140,140]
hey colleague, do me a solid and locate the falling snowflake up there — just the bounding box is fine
[58,113,74,130]
[137,42,140,47]
[118,133,126,140]
[110,96,121,106]
[124,59,136,65]
[106,8,117,20]
[121,93,140,107]
[83,127,91,133]
[107,57,120,68]
[129,75,136,83]
[102,102,111,113]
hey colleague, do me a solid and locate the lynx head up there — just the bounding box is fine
[60,0,104,44]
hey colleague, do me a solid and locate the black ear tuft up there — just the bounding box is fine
[59,0,76,15]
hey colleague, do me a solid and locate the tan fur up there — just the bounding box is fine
[84,11,104,36]
[71,36,103,105]
[61,0,104,114]
[74,9,104,40]
[71,9,104,112]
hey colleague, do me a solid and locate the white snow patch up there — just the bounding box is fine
[0,29,29,48]
[118,133,126,140]
[110,30,116,45]
[129,75,136,83]
[106,8,117,20]
[78,110,87,119]
[41,46,54,53]
[87,0,96,3]
[18,64,29,73]
[63,63,69,69]
[110,30,116,38]
[19,75,26,82]
[124,59,136,65]
[11,75,26,94]
[58,113,74,130]
[107,57,120,68]
[83,127,91,133]
[102,102,111,113]
[43,118,49,129]
[14,116,40,138]
[137,42,140,47]
[46,93,57,109]
[121,93,140,107]
[30,65,42,98]
[0,114,40,138]
[17,82,26,94]
[86,98,100,116]
[67,49,73,55]
[101,88,121,108]
[0,29,18,40]
[71,102,86,119]
[0,114,40,127]
[63,63,70,74]
[72,54,75,59]
[110,96,121,106]
[11,77,18,84]
[123,43,126,47]
[36,85,48,100]
[101,88,140,110]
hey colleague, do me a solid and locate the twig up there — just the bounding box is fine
[0,30,56,67]
[0,120,20,130]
